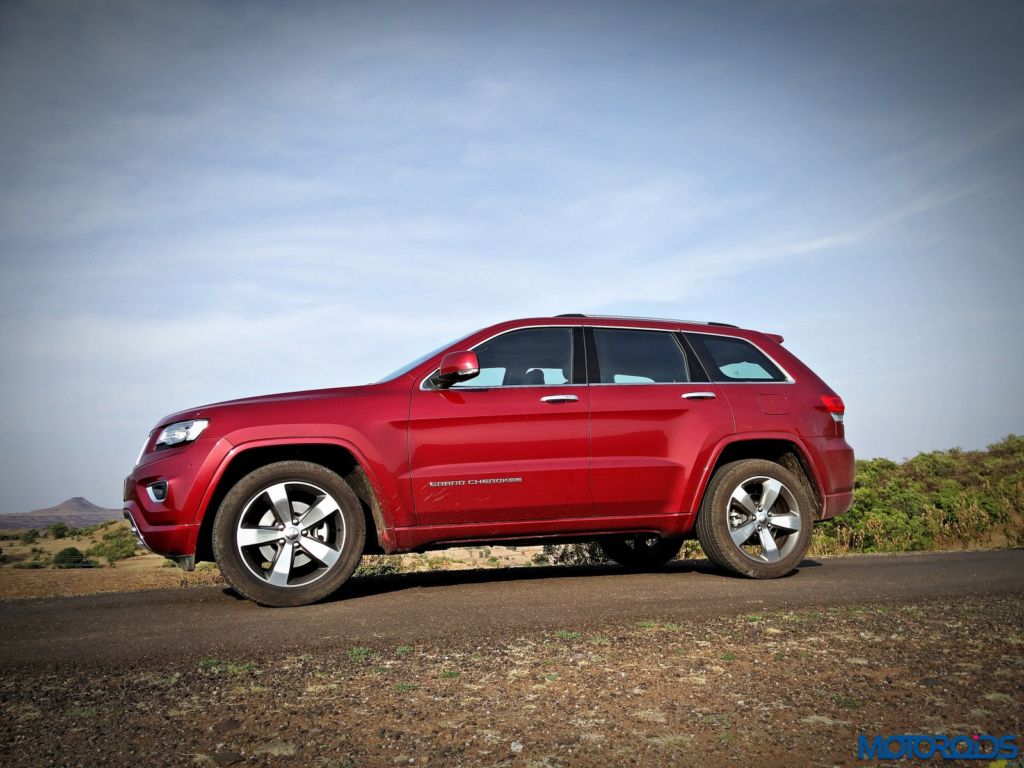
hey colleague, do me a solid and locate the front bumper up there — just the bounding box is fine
[122,436,232,558]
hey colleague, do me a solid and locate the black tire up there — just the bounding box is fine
[212,461,365,607]
[695,459,813,579]
[600,534,684,570]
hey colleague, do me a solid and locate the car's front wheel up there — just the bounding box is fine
[212,461,365,607]
[695,459,813,579]
[600,534,683,570]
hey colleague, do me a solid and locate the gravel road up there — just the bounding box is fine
[2,549,1021,669]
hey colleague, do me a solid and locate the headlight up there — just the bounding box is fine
[155,419,209,449]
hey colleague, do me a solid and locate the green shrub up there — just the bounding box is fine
[354,555,405,577]
[85,528,139,563]
[53,547,98,569]
[19,529,39,544]
[542,542,608,566]
[48,522,69,539]
[813,435,1024,554]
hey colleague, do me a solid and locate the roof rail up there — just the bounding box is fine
[555,313,737,328]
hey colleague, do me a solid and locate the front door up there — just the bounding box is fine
[408,326,591,526]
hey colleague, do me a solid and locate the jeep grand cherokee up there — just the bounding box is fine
[124,315,854,606]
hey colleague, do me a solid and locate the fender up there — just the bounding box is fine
[681,430,826,520]
[194,433,406,551]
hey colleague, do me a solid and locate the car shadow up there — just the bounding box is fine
[221,556,825,603]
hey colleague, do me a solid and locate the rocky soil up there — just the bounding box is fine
[1,596,1021,767]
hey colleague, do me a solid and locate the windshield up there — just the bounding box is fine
[375,333,470,383]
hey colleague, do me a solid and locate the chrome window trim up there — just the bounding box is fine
[419,324,579,391]
[418,322,795,390]
[582,323,794,384]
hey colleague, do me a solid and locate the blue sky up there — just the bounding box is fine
[1,0,1022,511]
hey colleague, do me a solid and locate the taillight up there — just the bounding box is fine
[820,395,845,423]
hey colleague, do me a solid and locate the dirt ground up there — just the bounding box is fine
[0,526,541,600]
[1,595,1021,767]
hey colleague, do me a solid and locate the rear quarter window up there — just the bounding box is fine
[685,333,788,383]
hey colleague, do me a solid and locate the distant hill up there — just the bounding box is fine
[0,497,122,530]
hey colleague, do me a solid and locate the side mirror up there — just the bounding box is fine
[436,351,480,388]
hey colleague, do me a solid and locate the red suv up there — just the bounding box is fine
[124,315,854,606]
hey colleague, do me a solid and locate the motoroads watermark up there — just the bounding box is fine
[857,733,1018,760]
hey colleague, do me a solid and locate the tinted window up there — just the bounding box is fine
[686,334,786,382]
[452,327,572,388]
[593,329,689,384]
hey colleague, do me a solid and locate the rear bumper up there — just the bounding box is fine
[820,490,854,521]
[803,435,855,520]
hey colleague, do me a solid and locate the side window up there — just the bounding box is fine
[685,334,786,382]
[593,329,689,384]
[451,327,572,388]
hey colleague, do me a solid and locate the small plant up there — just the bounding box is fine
[636,620,658,630]
[531,552,550,565]
[744,614,763,623]
[354,555,405,577]
[161,559,178,568]
[199,659,258,675]
[396,682,419,692]
[395,645,414,656]
[589,634,611,646]
[195,561,218,571]
[439,669,460,679]
[552,629,581,641]
[834,695,863,710]
[722,652,737,662]
[347,646,371,663]
[680,540,705,558]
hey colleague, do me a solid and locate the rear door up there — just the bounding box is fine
[408,326,592,525]
[587,326,734,516]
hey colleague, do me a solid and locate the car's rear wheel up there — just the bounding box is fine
[600,534,683,570]
[212,461,365,607]
[695,459,813,579]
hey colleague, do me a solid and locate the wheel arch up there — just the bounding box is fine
[689,435,824,521]
[195,441,390,563]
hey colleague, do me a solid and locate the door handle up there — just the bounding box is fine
[681,391,716,400]
[540,394,579,403]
